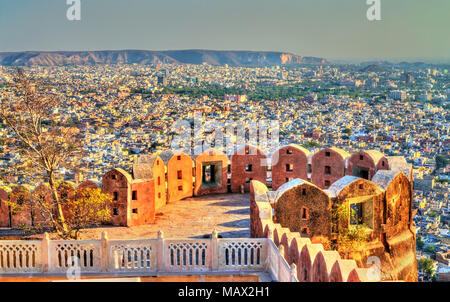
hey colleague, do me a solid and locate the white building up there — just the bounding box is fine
[419,92,432,102]
[389,90,406,101]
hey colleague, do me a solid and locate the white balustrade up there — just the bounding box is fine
[0,240,42,273]
[277,246,293,282]
[266,240,280,279]
[218,239,266,271]
[108,239,157,272]
[0,232,301,281]
[48,240,102,272]
[163,239,211,272]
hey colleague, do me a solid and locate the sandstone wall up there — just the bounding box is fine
[250,176,418,282]
[271,145,309,191]
[311,148,347,189]
[250,180,379,282]
[166,152,194,203]
[194,148,228,196]
[231,145,267,193]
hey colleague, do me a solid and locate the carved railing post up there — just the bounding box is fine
[267,227,273,240]
[41,232,50,272]
[211,229,219,271]
[290,263,298,282]
[278,245,285,281]
[157,230,165,272]
[101,231,109,272]
[265,229,274,272]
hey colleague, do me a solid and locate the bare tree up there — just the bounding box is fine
[0,69,82,238]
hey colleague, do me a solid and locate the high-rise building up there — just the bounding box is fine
[157,75,168,86]
[419,91,432,101]
[389,90,406,101]
[401,72,414,84]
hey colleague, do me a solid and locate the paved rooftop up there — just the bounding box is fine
[77,193,251,240]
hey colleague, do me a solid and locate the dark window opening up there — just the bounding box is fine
[302,189,306,196]
[132,208,138,214]
[203,165,214,183]
[286,164,293,172]
[245,164,253,172]
[307,164,312,173]
[113,208,118,216]
[177,156,181,160]
[17,196,25,205]
[132,190,137,200]
[178,185,183,191]
[301,208,308,219]
[359,184,364,190]
[177,170,182,180]
[158,192,161,199]
[113,192,118,201]
[201,162,222,188]
[111,174,116,180]
[325,151,331,157]
[158,176,161,185]
[287,149,293,154]
[360,155,364,161]
[353,167,369,180]
[324,180,330,187]
[301,227,309,236]
[324,166,331,175]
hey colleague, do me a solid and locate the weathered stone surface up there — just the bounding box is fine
[164,151,194,203]
[231,145,267,193]
[271,144,309,191]
[250,166,417,282]
[311,147,349,189]
[193,148,228,196]
[78,193,250,239]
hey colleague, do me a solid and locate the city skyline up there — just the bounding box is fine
[0,0,449,63]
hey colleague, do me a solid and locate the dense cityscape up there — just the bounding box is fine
[0,60,449,281]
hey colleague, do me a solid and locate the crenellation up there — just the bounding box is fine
[249,162,417,281]
[0,145,416,281]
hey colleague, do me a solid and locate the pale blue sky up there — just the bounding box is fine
[0,0,449,62]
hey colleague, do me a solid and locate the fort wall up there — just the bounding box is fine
[250,168,418,282]
[0,146,413,230]
[250,180,379,282]
[231,145,267,193]
[0,145,417,281]
[271,145,309,190]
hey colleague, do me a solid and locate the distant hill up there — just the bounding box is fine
[360,63,391,73]
[0,50,327,67]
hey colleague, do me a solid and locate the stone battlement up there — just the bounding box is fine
[0,145,417,282]
[0,230,377,282]
[249,168,418,282]
[0,145,413,229]
[250,188,376,281]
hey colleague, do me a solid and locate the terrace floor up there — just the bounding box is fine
[76,193,251,240]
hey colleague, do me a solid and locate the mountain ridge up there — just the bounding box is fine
[0,49,327,67]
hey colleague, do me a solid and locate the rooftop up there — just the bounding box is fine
[76,193,250,240]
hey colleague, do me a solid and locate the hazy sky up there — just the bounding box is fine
[0,0,449,62]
